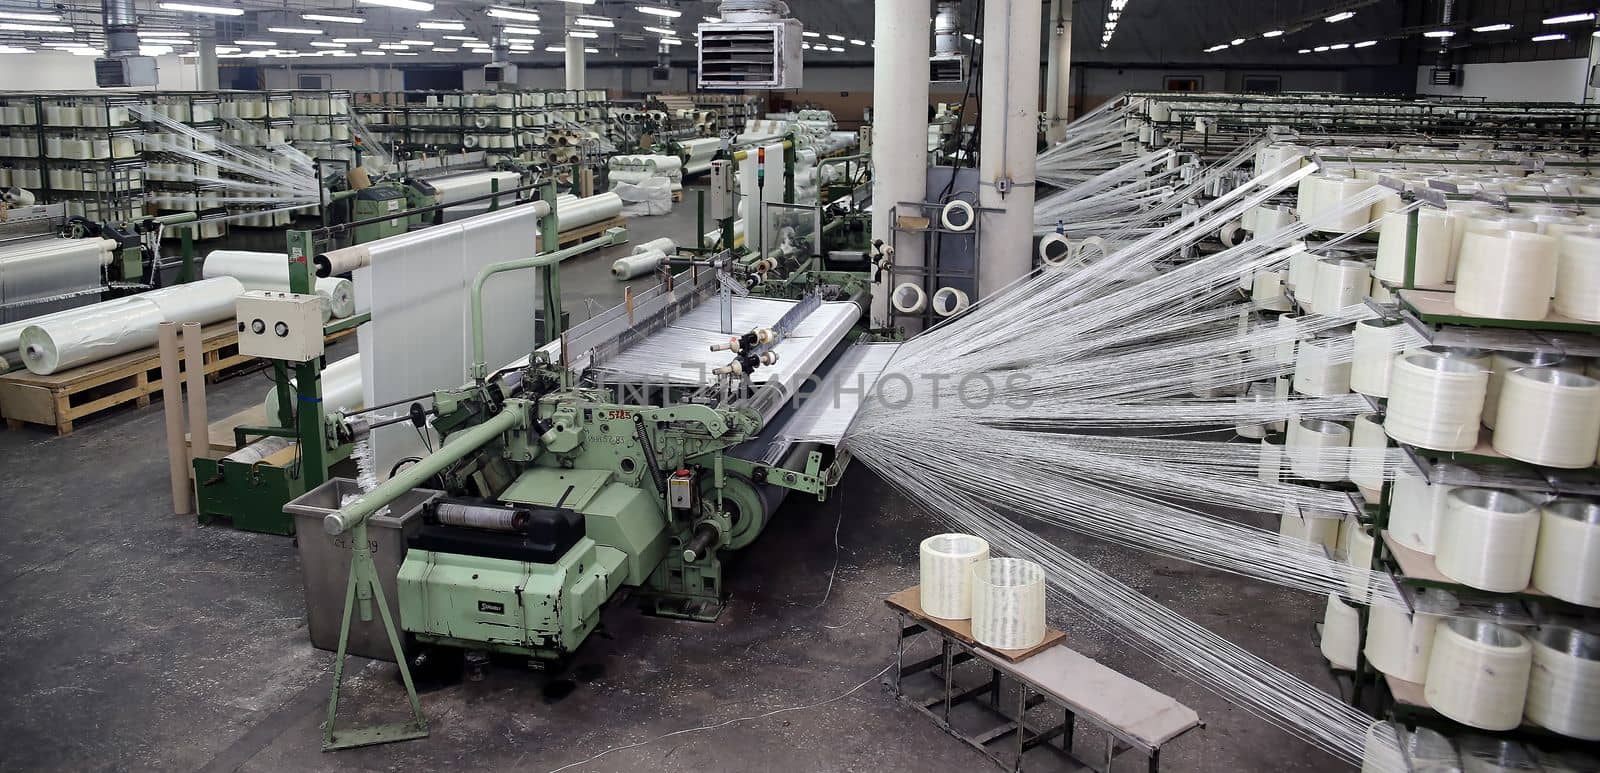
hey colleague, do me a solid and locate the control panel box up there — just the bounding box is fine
[236,290,325,362]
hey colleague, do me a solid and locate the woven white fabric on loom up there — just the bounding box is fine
[778,342,901,444]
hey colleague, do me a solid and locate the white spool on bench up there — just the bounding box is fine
[1037,232,1072,266]
[1311,257,1370,314]
[1292,332,1352,397]
[1491,368,1600,468]
[1364,588,1456,684]
[1425,619,1532,731]
[1456,230,1559,321]
[1288,417,1352,482]
[1524,625,1600,740]
[970,557,1046,650]
[1251,269,1291,311]
[1385,353,1489,452]
[1533,499,1600,606]
[1436,487,1540,593]
[918,534,989,620]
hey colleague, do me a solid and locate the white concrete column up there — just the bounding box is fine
[565,34,586,90]
[1044,0,1072,142]
[976,0,1042,300]
[196,34,219,90]
[1586,28,1600,104]
[869,0,931,328]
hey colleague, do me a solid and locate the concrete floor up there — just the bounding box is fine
[0,197,1348,772]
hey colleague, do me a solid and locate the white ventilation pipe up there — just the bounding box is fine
[564,16,586,91]
[870,0,931,328]
[1044,0,1073,143]
[976,0,1042,299]
[933,2,960,57]
[102,0,138,58]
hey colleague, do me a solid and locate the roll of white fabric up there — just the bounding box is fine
[1456,230,1559,321]
[1385,353,1489,452]
[1293,334,1352,397]
[1483,352,1577,429]
[1424,619,1532,731]
[1491,368,1600,468]
[140,277,246,326]
[611,250,666,280]
[632,237,677,256]
[18,298,166,374]
[1556,234,1600,321]
[1320,593,1360,670]
[317,277,355,319]
[1533,499,1600,606]
[1288,417,1352,482]
[1349,413,1388,498]
[1524,626,1600,740]
[919,533,990,620]
[970,557,1046,650]
[1310,257,1369,314]
[1350,318,1408,397]
[1436,487,1541,592]
[555,192,624,230]
[263,352,363,426]
[1364,589,1453,683]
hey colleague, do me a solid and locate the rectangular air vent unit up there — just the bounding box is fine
[94,56,157,88]
[652,66,670,82]
[1430,67,1462,86]
[930,54,966,83]
[697,19,802,89]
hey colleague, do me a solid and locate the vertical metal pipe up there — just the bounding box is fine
[870,0,931,328]
[157,322,191,515]
[976,0,1042,300]
[197,34,219,90]
[565,24,586,91]
[1045,0,1074,142]
[182,322,209,458]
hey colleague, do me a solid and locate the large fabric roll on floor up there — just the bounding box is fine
[554,192,624,230]
[17,277,244,375]
[204,250,355,319]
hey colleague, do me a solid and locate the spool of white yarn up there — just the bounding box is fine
[940,199,975,232]
[1288,418,1352,482]
[1286,249,1319,295]
[1343,518,1376,601]
[1483,352,1575,429]
[1251,270,1292,311]
[1491,368,1600,468]
[1349,413,1388,499]
[1533,499,1600,606]
[1320,593,1361,670]
[1424,619,1532,731]
[970,558,1046,650]
[1311,257,1370,314]
[1364,588,1455,683]
[1369,277,1394,303]
[890,283,927,314]
[1388,462,1478,555]
[1385,353,1489,452]
[632,237,677,256]
[1258,434,1284,484]
[1275,314,1301,365]
[918,534,989,620]
[1293,332,1352,397]
[1436,488,1541,592]
[1350,318,1410,397]
[930,287,970,317]
[1555,234,1600,321]
[1524,626,1600,740]
[1456,230,1558,321]
[1236,382,1274,439]
[1037,232,1072,266]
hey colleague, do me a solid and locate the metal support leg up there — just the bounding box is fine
[941,640,955,723]
[1062,709,1075,752]
[1015,685,1028,772]
[1148,748,1160,773]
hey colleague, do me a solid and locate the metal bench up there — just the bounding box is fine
[886,587,1202,772]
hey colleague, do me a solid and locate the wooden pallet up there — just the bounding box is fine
[2,323,360,436]
[672,189,684,203]
[557,215,625,248]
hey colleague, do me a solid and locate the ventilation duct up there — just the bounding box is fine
[930,2,967,83]
[484,34,518,86]
[698,0,803,89]
[95,0,156,87]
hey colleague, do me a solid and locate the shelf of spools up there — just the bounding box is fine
[216,91,299,229]
[140,92,229,243]
[1323,174,1600,752]
[0,93,148,223]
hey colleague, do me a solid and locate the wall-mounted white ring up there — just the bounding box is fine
[931,287,970,317]
[941,199,975,232]
[891,282,928,314]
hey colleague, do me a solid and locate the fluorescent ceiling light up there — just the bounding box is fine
[215,45,238,52]
[486,6,540,22]
[1325,11,1354,23]
[1262,29,1283,38]
[1329,42,1349,49]
[331,51,355,56]
[0,22,73,33]
[234,39,275,46]
[418,20,465,30]
[1230,37,1244,45]
[267,27,324,35]
[302,13,365,24]
[1533,33,1566,41]
[643,25,674,35]
[826,33,844,41]
[0,11,59,21]
[849,38,865,45]
[544,44,564,51]
[800,42,809,49]
[635,4,680,17]
[554,0,594,4]
[1313,44,1330,51]
[1544,13,1595,25]
[502,26,538,35]
[703,16,720,23]
[1354,40,1376,48]
[567,29,598,38]
[139,31,190,38]
[378,42,409,49]
[585,46,597,52]
[69,47,103,56]
[660,37,681,45]
[574,16,612,27]
[1297,48,1310,53]
[310,41,346,47]
[392,51,418,55]
[0,45,33,53]
[506,37,537,44]
[802,31,818,38]
[157,2,243,16]
[433,47,457,52]
[1422,30,1454,38]
[359,0,434,12]
[399,39,432,45]
[1204,44,1227,52]
[360,49,385,55]
[1473,23,1512,32]
[139,44,173,55]
[333,37,373,43]
[443,34,478,40]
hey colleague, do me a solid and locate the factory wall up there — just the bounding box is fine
[1414,58,1593,103]
[0,52,198,90]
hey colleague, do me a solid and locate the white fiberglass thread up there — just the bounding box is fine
[918,533,989,620]
[1524,626,1600,740]
[1385,353,1489,452]
[1533,499,1600,606]
[1424,619,1532,731]
[970,557,1047,650]
[1435,487,1540,593]
[1490,368,1600,468]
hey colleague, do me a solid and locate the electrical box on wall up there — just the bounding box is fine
[697,18,803,89]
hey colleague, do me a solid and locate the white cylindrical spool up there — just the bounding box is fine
[919,534,990,620]
[1350,318,1409,398]
[632,236,676,256]
[1388,462,1478,555]
[1555,234,1600,321]
[1275,314,1301,365]
[1259,434,1284,484]
[1343,518,1376,601]
[930,287,970,317]
[1320,593,1361,670]
[970,557,1046,650]
[1364,589,1455,683]
[1293,333,1352,397]
[1456,230,1559,321]
[1251,269,1291,311]
[1524,626,1600,740]
[611,250,665,280]
[940,199,975,232]
[1533,499,1600,606]
[1311,257,1369,314]
[316,277,355,319]
[1491,368,1600,468]
[1484,352,1576,429]
[1220,220,1243,248]
[1236,382,1273,439]
[1287,249,1319,294]
[890,283,927,314]
[1385,353,1489,452]
[1037,232,1073,266]
[1288,418,1352,482]
[1424,619,1532,731]
[1436,487,1541,592]
[1349,413,1388,499]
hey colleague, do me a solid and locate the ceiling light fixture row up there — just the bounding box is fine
[1101,0,1129,49]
